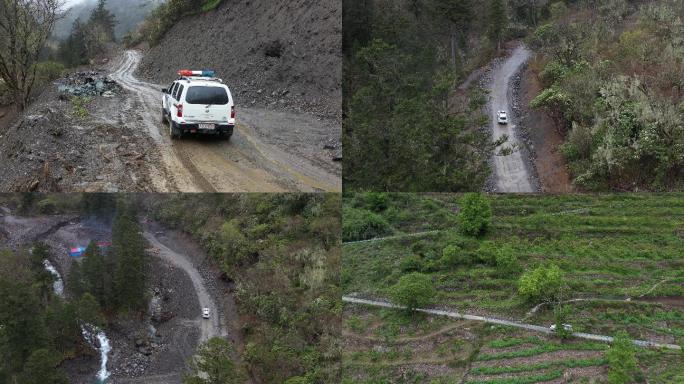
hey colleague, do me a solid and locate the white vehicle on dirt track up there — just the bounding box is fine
[550,323,573,332]
[161,70,235,140]
[497,110,508,124]
[202,308,210,319]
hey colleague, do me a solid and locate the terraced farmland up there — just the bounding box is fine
[342,193,684,382]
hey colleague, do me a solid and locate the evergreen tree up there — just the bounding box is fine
[20,349,69,384]
[44,301,81,357]
[0,278,48,373]
[88,0,117,42]
[58,19,88,67]
[77,293,105,328]
[67,261,84,300]
[112,201,147,312]
[81,241,111,308]
[29,244,55,305]
[488,0,507,51]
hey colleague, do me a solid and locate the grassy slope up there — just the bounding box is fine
[342,193,684,382]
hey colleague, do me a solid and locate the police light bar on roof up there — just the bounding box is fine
[178,69,215,77]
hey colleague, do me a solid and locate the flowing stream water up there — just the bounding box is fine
[42,259,112,382]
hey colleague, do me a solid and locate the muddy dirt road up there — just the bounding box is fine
[144,230,222,343]
[109,50,341,192]
[488,46,537,193]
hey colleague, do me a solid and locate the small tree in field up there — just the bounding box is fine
[607,332,639,384]
[457,193,492,237]
[518,264,564,303]
[390,272,436,310]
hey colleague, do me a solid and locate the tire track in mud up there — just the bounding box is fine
[109,50,339,192]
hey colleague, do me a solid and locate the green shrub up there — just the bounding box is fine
[607,332,639,384]
[518,264,565,303]
[440,244,469,268]
[457,193,492,237]
[495,251,520,276]
[389,272,436,310]
[361,192,390,212]
[342,207,392,241]
[399,255,424,272]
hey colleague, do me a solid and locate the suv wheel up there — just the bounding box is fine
[170,120,181,140]
[161,108,166,123]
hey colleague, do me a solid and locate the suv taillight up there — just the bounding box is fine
[231,106,236,119]
[176,104,183,118]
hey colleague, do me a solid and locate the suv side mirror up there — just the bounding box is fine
[162,88,168,93]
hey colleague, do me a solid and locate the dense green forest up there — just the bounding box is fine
[150,194,341,384]
[529,0,684,190]
[0,194,147,384]
[343,0,552,191]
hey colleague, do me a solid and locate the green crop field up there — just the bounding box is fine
[342,193,684,383]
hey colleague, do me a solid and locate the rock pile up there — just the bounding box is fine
[56,71,120,97]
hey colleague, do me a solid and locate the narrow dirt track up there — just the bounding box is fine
[489,46,536,193]
[144,230,222,343]
[343,296,682,350]
[109,50,340,192]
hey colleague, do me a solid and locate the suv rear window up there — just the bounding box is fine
[185,86,229,105]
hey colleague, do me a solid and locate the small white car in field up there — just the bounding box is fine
[161,70,235,140]
[550,323,572,332]
[202,308,210,319]
[497,110,508,124]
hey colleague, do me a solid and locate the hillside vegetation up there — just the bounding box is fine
[343,193,684,382]
[150,194,341,384]
[528,0,684,190]
[344,0,498,191]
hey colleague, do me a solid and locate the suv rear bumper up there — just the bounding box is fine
[178,123,234,135]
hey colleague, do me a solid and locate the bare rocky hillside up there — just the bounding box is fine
[137,0,341,118]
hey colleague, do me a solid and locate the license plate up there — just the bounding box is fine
[198,123,215,130]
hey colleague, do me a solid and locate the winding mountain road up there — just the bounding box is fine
[144,230,222,343]
[109,50,340,193]
[488,45,536,193]
[343,296,682,350]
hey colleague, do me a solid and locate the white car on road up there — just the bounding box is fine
[202,308,210,319]
[497,110,508,124]
[550,323,572,332]
[162,70,235,140]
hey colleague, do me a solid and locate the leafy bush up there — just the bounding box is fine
[457,193,492,237]
[440,244,469,268]
[518,264,565,303]
[607,332,639,384]
[389,272,436,310]
[399,255,424,273]
[342,207,392,241]
[361,192,390,212]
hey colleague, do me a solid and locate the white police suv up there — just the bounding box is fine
[161,70,235,140]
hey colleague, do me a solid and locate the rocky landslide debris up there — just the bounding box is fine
[56,70,121,97]
[0,85,156,192]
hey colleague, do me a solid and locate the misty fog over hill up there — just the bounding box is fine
[54,0,165,40]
